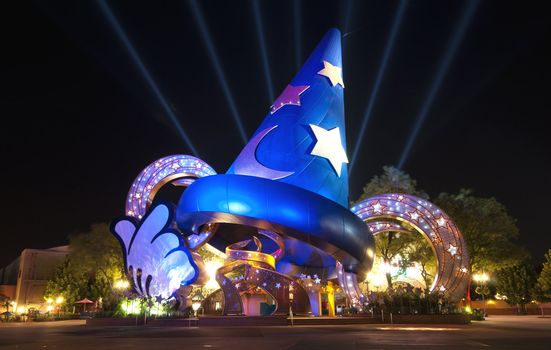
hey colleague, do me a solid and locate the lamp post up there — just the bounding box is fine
[55,296,64,317]
[473,273,489,317]
[45,298,53,314]
[192,301,201,317]
[114,279,130,315]
[190,295,202,328]
[191,289,205,317]
[115,279,130,290]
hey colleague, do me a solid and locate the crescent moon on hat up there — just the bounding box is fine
[232,125,294,180]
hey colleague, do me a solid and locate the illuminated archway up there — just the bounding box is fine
[126,155,216,219]
[125,155,217,249]
[351,193,469,301]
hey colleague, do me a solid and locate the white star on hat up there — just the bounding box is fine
[309,124,349,176]
[317,60,345,87]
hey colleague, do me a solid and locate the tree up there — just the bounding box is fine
[533,249,551,317]
[67,223,124,308]
[375,232,416,288]
[354,166,428,203]
[400,236,437,293]
[435,190,528,304]
[0,294,12,312]
[357,166,430,288]
[44,223,124,311]
[496,262,536,314]
[435,189,527,273]
[532,283,550,317]
[44,259,84,308]
[538,249,551,296]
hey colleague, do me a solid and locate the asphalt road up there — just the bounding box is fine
[1,315,550,349]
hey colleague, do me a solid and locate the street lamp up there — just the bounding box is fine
[46,296,54,314]
[191,291,204,318]
[55,296,64,317]
[115,279,130,290]
[473,273,490,317]
[191,302,201,317]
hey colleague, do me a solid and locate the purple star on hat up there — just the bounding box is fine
[270,84,310,114]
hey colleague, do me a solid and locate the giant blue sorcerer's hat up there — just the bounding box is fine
[176,28,371,277]
[226,28,349,207]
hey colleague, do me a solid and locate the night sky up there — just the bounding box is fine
[2,0,550,267]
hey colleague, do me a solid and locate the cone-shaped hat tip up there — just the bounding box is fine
[227,28,348,207]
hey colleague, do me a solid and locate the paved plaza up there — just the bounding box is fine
[1,316,551,349]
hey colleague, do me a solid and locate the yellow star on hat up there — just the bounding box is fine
[317,60,345,87]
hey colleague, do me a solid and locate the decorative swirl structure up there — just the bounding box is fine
[126,155,216,219]
[125,155,217,250]
[215,230,309,315]
[351,193,470,301]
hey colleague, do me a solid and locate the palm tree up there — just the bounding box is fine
[0,294,12,312]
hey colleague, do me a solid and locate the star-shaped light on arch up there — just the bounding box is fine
[317,60,345,87]
[270,84,310,114]
[309,124,348,176]
[448,244,458,256]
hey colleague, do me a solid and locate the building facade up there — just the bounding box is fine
[0,246,68,313]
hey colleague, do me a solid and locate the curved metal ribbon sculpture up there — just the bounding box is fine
[215,230,309,315]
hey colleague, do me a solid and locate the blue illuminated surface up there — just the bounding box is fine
[176,174,374,275]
